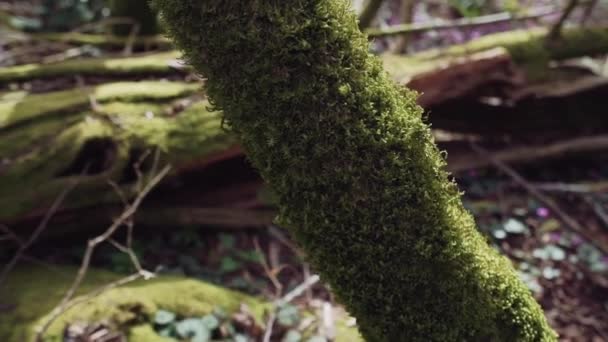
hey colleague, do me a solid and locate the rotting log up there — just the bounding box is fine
[0,81,238,223]
[0,51,182,84]
[31,32,172,49]
[398,26,608,79]
[0,264,361,341]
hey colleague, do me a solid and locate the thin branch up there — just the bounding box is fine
[275,274,321,307]
[0,224,23,247]
[358,0,384,30]
[262,312,276,342]
[449,135,608,173]
[531,181,608,193]
[35,165,170,340]
[366,5,559,38]
[0,178,79,288]
[253,237,283,298]
[548,0,580,41]
[471,143,608,255]
[581,0,599,26]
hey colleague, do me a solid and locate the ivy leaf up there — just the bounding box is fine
[201,314,220,330]
[277,304,300,327]
[234,334,249,342]
[176,318,210,342]
[219,234,236,249]
[282,330,302,342]
[154,309,176,325]
[220,256,241,273]
[503,218,528,234]
[306,336,327,342]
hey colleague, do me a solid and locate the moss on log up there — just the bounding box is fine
[0,264,362,341]
[31,32,172,49]
[155,0,556,341]
[0,265,267,342]
[0,52,182,83]
[0,81,238,222]
[386,26,608,80]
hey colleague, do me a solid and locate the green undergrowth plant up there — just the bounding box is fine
[153,0,557,340]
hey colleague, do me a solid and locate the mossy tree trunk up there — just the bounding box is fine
[154,1,557,341]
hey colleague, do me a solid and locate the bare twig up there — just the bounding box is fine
[253,237,283,298]
[262,312,276,342]
[321,301,335,340]
[275,275,321,307]
[358,0,384,30]
[531,181,608,193]
[35,165,170,340]
[367,5,559,38]
[449,135,608,173]
[0,224,23,247]
[548,0,580,41]
[391,0,415,53]
[581,0,599,26]
[0,178,79,288]
[583,196,608,229]
[471,143,608,255]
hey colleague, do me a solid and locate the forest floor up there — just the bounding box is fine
[2,2,608,341]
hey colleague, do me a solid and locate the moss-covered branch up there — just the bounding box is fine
[31,32,172,49]
[0,81,238,222]
[382,26,608,81]
[0,265,268,341]
[155,0,556,340]
[0,51,182,83]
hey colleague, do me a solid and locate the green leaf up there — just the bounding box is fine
[503,218,528,234]
[306,336,327,342]
[176,318,210,342]
[154,309,176,325]
[201,314,220,330]
[219,234,236,249]
[234,334,249,342]
[235,249,264,263]
[277,304,300,327]
[282,330,302,342]
[220,256,241,273]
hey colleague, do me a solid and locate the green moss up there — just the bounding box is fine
[0,52,182,83]
[0,81,199,129]
[0,265,267,342]
[155,0,556,340]
[0,85,237,222]
[110,0,159,36]
[31,32,172,48]
[393,26,608,80]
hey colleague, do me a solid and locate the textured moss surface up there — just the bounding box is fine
[32,32,171,48]
[408,26,608,79]
[0,82,237,222]
[0,52,181,83]
[154,0,557,340]
[0,265,267,342]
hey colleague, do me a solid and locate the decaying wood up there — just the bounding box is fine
[448,135,608,173]
[405,47,524,107]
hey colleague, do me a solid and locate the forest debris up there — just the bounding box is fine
[471,142,608,255]
[449,135,608,173]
